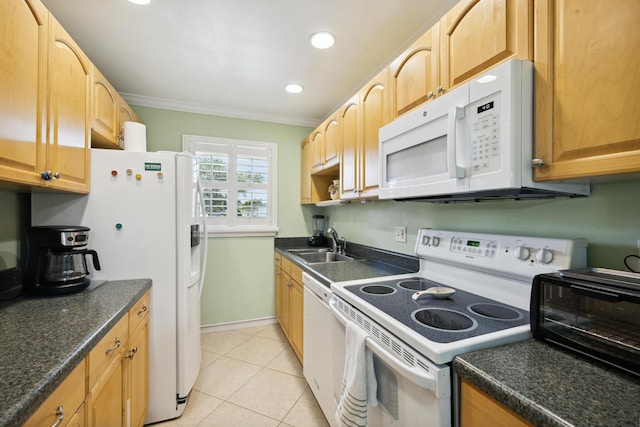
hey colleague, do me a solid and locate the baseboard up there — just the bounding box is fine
[200,316,278,334]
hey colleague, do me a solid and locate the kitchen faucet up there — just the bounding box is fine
[327,226,346,254]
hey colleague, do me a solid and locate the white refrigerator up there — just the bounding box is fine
[31,148,208,424]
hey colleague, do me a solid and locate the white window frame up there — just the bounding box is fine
[183,134,278,237]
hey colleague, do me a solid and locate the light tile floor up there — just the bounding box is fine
[151,324,331,427]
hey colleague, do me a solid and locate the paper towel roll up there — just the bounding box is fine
[122,121,147,152]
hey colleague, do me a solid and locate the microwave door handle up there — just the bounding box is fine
[447,106,466,179]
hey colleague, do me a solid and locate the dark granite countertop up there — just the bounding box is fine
[274,237,419,285]
[0,279,151,427]
[454,339,640,427]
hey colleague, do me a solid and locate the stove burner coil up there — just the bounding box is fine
[468,303,523,320]
[412,308,478,332]
[360,284,396,295]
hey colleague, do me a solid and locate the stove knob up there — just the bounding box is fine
[432,237,440,247]
[422,235,430,246]
[513,245,531,260]
[536,248,554,264]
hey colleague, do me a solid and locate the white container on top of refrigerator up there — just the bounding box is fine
[31,148,208,424]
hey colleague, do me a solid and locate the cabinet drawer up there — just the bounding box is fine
[24,359,86,427]
[129,290,150,336]
[88,315,128,389]
[290,263,304,286]
[281,256,292,276]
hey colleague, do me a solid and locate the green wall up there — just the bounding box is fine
[321,179,640,271]
[132,105,315,326]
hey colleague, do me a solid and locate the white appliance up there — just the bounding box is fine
[330,228,587,426]
[378,59,590,202]
[302,272,337,427]
[31,149,208,424]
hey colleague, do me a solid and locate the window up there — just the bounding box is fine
[183,135,278,237]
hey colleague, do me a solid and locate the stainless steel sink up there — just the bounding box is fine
[294,252,355,264]
[286,248,332,254]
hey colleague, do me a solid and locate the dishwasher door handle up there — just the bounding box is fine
[329,297,439,393]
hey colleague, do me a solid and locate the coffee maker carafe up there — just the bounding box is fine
[309,215,327,247]
[23,226,101,295]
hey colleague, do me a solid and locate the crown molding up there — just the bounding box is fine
[121,93,320,128]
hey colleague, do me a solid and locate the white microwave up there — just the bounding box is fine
[378,59,589,202]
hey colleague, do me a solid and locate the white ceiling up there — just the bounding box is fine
[41,0,456,127]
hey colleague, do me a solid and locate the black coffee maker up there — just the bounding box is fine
[23,226,101,295]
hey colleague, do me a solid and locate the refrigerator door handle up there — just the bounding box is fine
[196,180,208,298]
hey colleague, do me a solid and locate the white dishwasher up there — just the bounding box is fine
[303,272,337,426]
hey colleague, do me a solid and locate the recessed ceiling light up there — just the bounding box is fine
[309,32,336,49]
[128,0,151,5]
[285,83,304,94]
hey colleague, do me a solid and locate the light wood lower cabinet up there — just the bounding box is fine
[274,253,304,362]
[26,290,150,427]
[24,360,86,427]
[460,379,532,427]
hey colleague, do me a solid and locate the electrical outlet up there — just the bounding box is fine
[395,226,407,243]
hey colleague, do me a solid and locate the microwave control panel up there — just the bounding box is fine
[470,96,501,175]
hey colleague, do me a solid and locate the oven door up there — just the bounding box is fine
[330,297,451,427]
[378,84,469,200]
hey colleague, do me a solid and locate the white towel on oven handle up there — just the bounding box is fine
[335,321,378,427]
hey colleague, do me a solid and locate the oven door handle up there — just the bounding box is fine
[329,298,438,392]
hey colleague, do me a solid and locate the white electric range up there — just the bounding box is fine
[329,228,587,427]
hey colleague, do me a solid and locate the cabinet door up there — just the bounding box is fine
[87,360,124,427]
[0,0,48,187]
[359,69,389,199]
[533,0,640,180]
[310,128,324,172]
[390,23,440,118]
[126,321,149,427]
[47,16,91,193]
[276,268,291,333]
[460,379,532,427]
[339,95,360,200]
[91,65,119,148]
[323,113,339,168]
[289,281,304,363]
[440,0,532,91]
[300,138,312,204]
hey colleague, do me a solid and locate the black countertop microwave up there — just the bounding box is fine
[531,268,640,378]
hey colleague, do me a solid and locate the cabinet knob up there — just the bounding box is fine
[41,171,61,180]
[436,86,446,95]
[531,158,546,168]
[427,91,435,99]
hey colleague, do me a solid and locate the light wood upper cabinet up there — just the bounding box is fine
[300,137,312,204]
[533,0,640,180]
[389,23,441,118]
[358,69,390,199]
[310,113,339,174]
[45,14,91,193]
[0,0,48,188]
[91,67,140,150]
[91,65,119,148]
[340,95,360,200]
[440,0,532,92]
[323,113,339,169]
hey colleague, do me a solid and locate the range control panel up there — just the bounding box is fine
[415,228,588,281]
